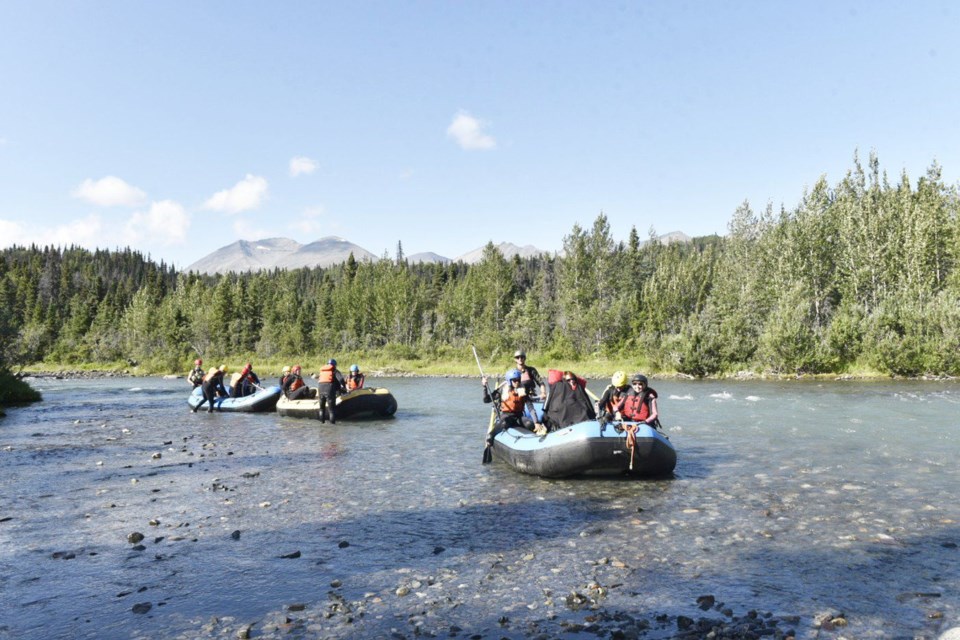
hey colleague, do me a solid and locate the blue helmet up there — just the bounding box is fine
[328,359,337,366]
[505,368,521,381]
[350,364,359,372]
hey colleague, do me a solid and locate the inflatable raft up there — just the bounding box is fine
[188,385,282,413]
[276,387,398,420]
[489,419,676,478]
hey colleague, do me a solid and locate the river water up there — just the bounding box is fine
[1,376,959,640]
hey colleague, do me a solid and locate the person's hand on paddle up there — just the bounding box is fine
[534,423,548,436]
[481,375,489,387]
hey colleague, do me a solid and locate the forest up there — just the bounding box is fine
[1,153,959,379]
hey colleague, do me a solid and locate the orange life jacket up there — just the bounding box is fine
[500,389,526,415]
[317,364,335,384]
[289,376,304,392]
[346,373,364,390]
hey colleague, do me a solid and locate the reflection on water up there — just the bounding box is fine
[1,376,959,639]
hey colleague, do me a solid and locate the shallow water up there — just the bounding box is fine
[1,376,959,639]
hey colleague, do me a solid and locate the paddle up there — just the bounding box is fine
[472,346,498,464]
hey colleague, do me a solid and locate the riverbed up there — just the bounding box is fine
[1,376,959,639]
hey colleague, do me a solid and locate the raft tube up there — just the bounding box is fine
[188,385,282,413]
[491,420,676,478]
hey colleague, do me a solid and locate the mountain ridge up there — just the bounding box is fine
[184,233,691,275]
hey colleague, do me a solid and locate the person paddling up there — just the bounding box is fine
[482,369,546,437]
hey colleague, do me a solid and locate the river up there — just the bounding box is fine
[1,376,958,639]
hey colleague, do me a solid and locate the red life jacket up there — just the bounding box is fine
[317,364,335,384]
[289,376,304,392]
[621,389,658,421]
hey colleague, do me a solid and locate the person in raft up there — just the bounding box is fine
[187,358,205,388]
[279,365,291,388]
[315,359,346,423]
[512,349,546,400]
[616,374,659,427]
[482,368,547,436]
[229,362,261,398]
[283,365,313,401]
[346,364,365,391]
[542,370,597,431]
[597,370,634,423]
[193,365,228,413]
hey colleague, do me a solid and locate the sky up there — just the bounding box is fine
[1,1,958,269]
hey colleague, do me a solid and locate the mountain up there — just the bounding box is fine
[657,231,691,244]
[406,252,451,264]
[455,242,548,264]
[184,236,374,275]
[184,233,692,274]
[275,237,377,270]
[184,238,302,275]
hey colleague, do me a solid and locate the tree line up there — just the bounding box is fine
[1,152,958,378]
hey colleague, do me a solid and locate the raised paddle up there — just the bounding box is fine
[472,346,498,464]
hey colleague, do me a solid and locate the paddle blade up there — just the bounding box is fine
[482,444,492,464]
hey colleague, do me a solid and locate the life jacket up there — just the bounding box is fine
[317,364,335,384]
[288,376,304,392]
[346,373,364,390]
[500,388,526,415]
[229,372,243,388]
[603,385,628,414]
[188,367,204,384]
[621,388,658,422]
[202,367,219,383]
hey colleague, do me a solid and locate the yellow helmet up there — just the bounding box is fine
[611,371,627,387]
[219,364,228,373]
[282,366,291,374]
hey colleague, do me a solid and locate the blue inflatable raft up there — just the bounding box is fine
[490,419,677,478]
[188,385,282,413]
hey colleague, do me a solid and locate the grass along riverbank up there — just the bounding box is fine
[18,354,922,382]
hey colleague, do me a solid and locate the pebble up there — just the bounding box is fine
[127,532,145,544]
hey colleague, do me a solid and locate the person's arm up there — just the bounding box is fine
[645,397,658,425]
[481,376,494,403]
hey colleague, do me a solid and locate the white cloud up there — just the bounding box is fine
[203,174,269,214]
[289,156,319,177]
[446,111,496,150]
[124,200,190,246]
[0,214,105,249]
[72,176,147,207]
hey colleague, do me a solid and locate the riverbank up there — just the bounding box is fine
[19,362,953,383]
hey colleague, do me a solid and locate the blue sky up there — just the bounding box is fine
[1,1,958,269]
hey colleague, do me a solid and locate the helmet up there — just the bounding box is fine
[350,364,359,372]
[292,365,302,374]
[505,368,522,381]
[246,362,253,370]
[282,366,291,374]
[513,349,526,359]
[328,359,337,366]
[611,371,627,387]
[631,373,648,386]
[219,365,228,373]
[241,364,251,375]
[194,358,202,366]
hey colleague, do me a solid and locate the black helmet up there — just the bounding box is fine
[631,374,648,386]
